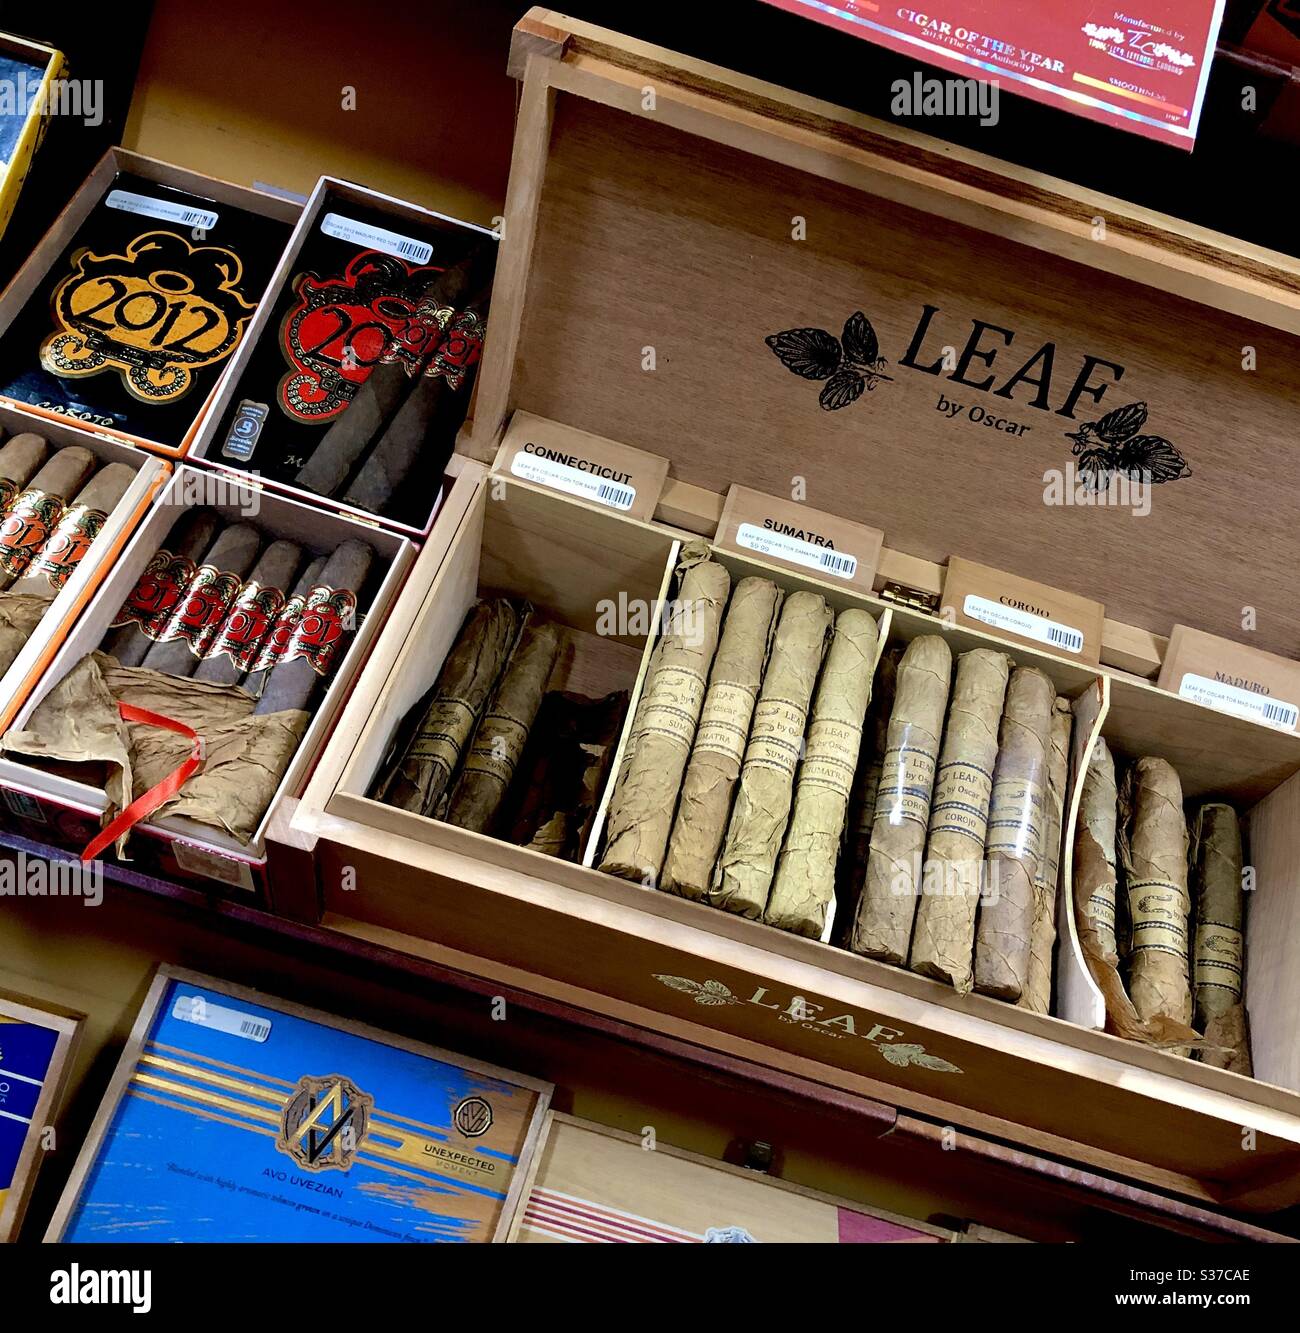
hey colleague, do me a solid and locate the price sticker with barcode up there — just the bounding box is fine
[963,594,1084,654]
[510,450,636,510]
[172,994,272,1043]
[105,189,219,231]
[736,522,858,580]
[320,213,433,265]
[1177,673,1299,731]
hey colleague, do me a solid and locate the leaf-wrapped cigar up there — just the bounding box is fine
[1190,804,1252,1075]
[254,538,373,714]
[1074,737,1120,965]
[600,547,729,883]
[1119,756,1193,1030]
[1020,697,1072,1014]
[974,666,1054,1001]
[909,648,1010,991]
[101,510,220,667]
[765,608,879,937]
[836,645,899,943]
[240,554,326,699]
[661,577,782,901]
[193,540,303,685]
[340,287,489,514]
[850,635,952,963]
[141,523,262,677]
[0,447,96,589]
[712,590,832,917]
[0,433,49,514]
[295,247,495,500]
[445,619,560,833]
[16,462,135,597]
[377,599,520,815]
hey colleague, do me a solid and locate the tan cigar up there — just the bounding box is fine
[17,462,136,596]
[0,433,49,514]
[0,447,96,589]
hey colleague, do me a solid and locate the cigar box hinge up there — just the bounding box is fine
[877,581,941,616]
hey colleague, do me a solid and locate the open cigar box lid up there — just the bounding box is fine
[464,9,1300,661]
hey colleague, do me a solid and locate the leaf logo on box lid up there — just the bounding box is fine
[765,311,893,410]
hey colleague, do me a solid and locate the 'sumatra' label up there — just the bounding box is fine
[105,189,218,230]
[320,212,433,265]
[736,523,857,580]
[172,994,270,1043]
[963,594,1083,654]
[510,452,636,510]
[1177,672,1299,731]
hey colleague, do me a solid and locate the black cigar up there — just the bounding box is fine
[239,553,325,700]
[193,540,303,685]
[101,509,220,667]
[141,523,262,677]
[254,539,373,713]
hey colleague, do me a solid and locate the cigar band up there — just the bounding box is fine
[380,297,455,377]
[423,306,485,390]
[744,695,810,779]
[111,548,195,631]
[985,778,1045,861]
[1193,922,1244,996]
[800,717,864,800]
[249,591,309,673]
[0,477,17,514]
[406,697,478,770]
[28,503,107,590]
[928,758,994,844]
[278,584,357,677]
[149,563,245,657]
[874,743,937,828]
[692,680,759,765]
[1087,891,1118,946]
[202,580,288,671]
[1127,879,1190,960]
[462,711,530,787]
[0,489,64,578]
[636,665,707,753]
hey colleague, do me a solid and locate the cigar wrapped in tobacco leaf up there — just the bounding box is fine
[194,540,303,686]
[764,607,878,938]
[850,634,951,963]
[0,433,49,515]
[16,462,135,597]
[0,447,96,590]
[909,648,1010,992]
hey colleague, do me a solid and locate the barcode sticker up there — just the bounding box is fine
[105,189,218,230]
[963,594,1084,654]
[172,994,271,1043]
[510,451,636,510]
[320,212,433,264]
[735,523,858,580]
[1177,672,1299,731]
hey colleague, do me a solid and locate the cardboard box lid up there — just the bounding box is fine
[465,8,1300,660]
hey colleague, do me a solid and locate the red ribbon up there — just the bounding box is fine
[81,703,205,863]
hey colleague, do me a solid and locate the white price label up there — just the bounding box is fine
[320,212,432,264]
[1177,672,1298,731]
[172,995,271,1043]
[963,594,1083,654]
[510,451,636,510]
[105,189,218,230]
[736,522,857,579]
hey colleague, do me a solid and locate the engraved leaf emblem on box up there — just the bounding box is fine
[765,311,893,410]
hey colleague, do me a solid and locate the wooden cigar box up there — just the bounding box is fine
[286,9,1300,1212]
[508,1112,953,1243]
[188,176,498,537]
[0,147,300,459]
[0,463,413,897]
[0,403,170,733]
[0,31,65,244]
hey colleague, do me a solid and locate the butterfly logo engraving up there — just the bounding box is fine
[765,311,893,410]
[1066,401,1190,489]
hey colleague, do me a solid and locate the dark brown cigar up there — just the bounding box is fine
[0,447,96,589]
[295,246,495,499]
[254,538,373,713]
[17,462,136,597]
[141,523,262,677]
[101,509,221,667]
[240,554,325,699]
[194,540,303,685]
[341,280,490,514]
[0,433,49,515]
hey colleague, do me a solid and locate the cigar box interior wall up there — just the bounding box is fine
[287,11,1300,1213]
